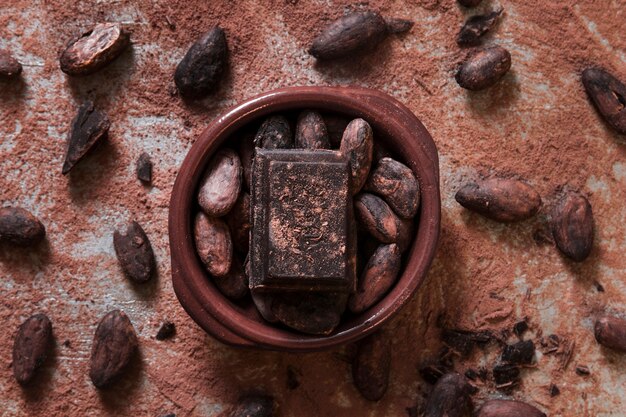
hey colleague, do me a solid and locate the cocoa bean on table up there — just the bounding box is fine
[295,110,330,149]
[60,23,130,76]
[477,399,546,417]
[230,394,276,417]
[354,193,409,244]
[62,101,110,175]
[340,118,373,194]
[136,152,153,183]
[455,177,542,222]
[455,46,511,90]
[89,310,137,388]
[174,27,228,100]
[225,191,251,253]
[582,67,626,134]
[113,221,156,283]
[0,49,22,79]
[197,148,242,217]
[551,191,593,261]
[456,8,503,47]
[12,313,52,385]
[364,157,420,218]
[194,212,233,277]
[0,207,46,246]
[352,331,391,401]
[423,372,474,417]
[254,115,293,149]
[594,314,626,353]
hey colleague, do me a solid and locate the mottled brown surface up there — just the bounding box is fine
[12,314,52,385]
[2,0,626,416]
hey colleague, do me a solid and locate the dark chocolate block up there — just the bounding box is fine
[250,148,356,292]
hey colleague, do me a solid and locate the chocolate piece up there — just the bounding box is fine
[62,101,110,174]
[456,9,503,47]
[136,152,153,183]
[501,340,535,365]
[250,149,356,293]
[12,313,53,385]
[492,363,520,387]
[155,321,176,340]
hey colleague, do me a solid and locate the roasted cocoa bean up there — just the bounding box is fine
[349,243,401,313]
[309,11,411,60]
[62,101,110,174]
[213,255,249,300]
[230,394,276,417]
[226,191,251,253]
[194,212,233,277]
[354,193,407,243]
[384,17,414,34]
[456,9,503,47]
[458,0,483,7]
[582,67,626,134]
[352,332,391,401]
[174,27,228,100]
[324,114,350,147]
[198,148,242,217]
[423,372,474,417]
[294,110,330,149]
[364,157,420,218]
[0,49,22,79]
[272,292,347,335]
[551,192,593,261]
[12,314,52,385]
[501,340,535,365]
[113,221,156,283]
[455,178,541,222]
[477,400,546,417]
[155,321,176,341]
[594,314,626,353]
[89,310,137,388]
[340,119,373,193]
[60,23,130,76]
[455,46,511,91]
[0,207,46,246]
[136,152,152,183]
[254,115,293,149]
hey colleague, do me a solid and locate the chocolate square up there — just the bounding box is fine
[250,148,356,293]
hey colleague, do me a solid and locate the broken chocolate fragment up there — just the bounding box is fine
[62,101,110,175]
[364,157,420,218]
[456,9,503,47]
[254,115,293,149]
[352,332,391,401]
[455,46,512,91]
[194,212,233,277]
[340,118,374,194]
[0,207,46,246]
[492,363,520,387]
[197,148,242,217]
[582,67,626,134]
[136,152,153,183]
[501,340,535,365]
[12,313,53,385]
[442,328,491,357]
[513,319,529,337]
[594,314,626,353]
[477,400,546,417]
[423,372,474,417]
[155,321,176,340]
[551,191,593,261]
[295,110,330,149]
[113,221,156,283]
[549,384,560,397]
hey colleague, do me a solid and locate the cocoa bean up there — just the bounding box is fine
[12,313,52,385]
[477,400,546,417]
[62,101,110,174]
[60,23,130,76]
[364,157,420,218]
[423,372,474,417]
[0,207,46,246]
[455,46,511,90]
[349,243,401,313]
[501,340,535,365]
[225,191,251,253]
[458,0,483,7]
[155,321,176,341]
[352,332,390,401]
[455,178,542,222]
[0,49,22,79]
[551,192,593,261]
[456,9,503,47]
[309,11,412,60]
[254,115,293,149]
[582,67,626,134]
[136,152,152,183]
[230,394,276,417]
[213,255,249,300]
[193,212,232,277]
[198,148,242,217]
[174,27,228,100]
[354,193,407,243]
[295,110,330,149]
[89,310,137,388]
[113,221,156,283]
[594,314,626,353]
[384,17,414,34]
[272,292,347,335]
[323,114,350,147]
[340,119,373,193]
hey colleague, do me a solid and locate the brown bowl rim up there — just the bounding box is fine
[169,86,440,351]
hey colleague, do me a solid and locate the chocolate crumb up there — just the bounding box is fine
[513,320,529,337]
[549,384,560,397]
[156,321,176,340]
[575,365,590,376]
[501,340,535,365]
[493,363,520,387]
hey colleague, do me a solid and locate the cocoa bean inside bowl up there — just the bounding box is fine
[169,86,440,351]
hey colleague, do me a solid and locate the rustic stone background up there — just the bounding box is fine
[1,0,625,416]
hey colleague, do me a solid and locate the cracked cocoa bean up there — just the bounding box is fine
[594,314,626,353]
[60,23,129,76]
[89,310,137,388]
[352,332,391,401]
[551,191,593,261]
[12,314,52,385]
[295,110,330,149]
[225,191,251,253]
[174,27,227,99]
[62,101,110,174]
[349,243,401,313]
[340,119,373,194]
[213,255,249,300]
[309,11,412,60]
[455,46,511,90]
[455,178,541,222]
[364,157,420,218]
[423,372,474,417]
[0,207,45,246]
[456,9,503,47]
[354,193,409,244]
[113,221,156,283]
[197,148,242,217]
[194,212,232,277]
[0,49,22,79]
[582,67,626,134]
[136,152,152,183]
[254,115,293,149]
[231,394,276,417]
[477,400,546,417]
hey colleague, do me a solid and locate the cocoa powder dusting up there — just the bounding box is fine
[1,0,626,416]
